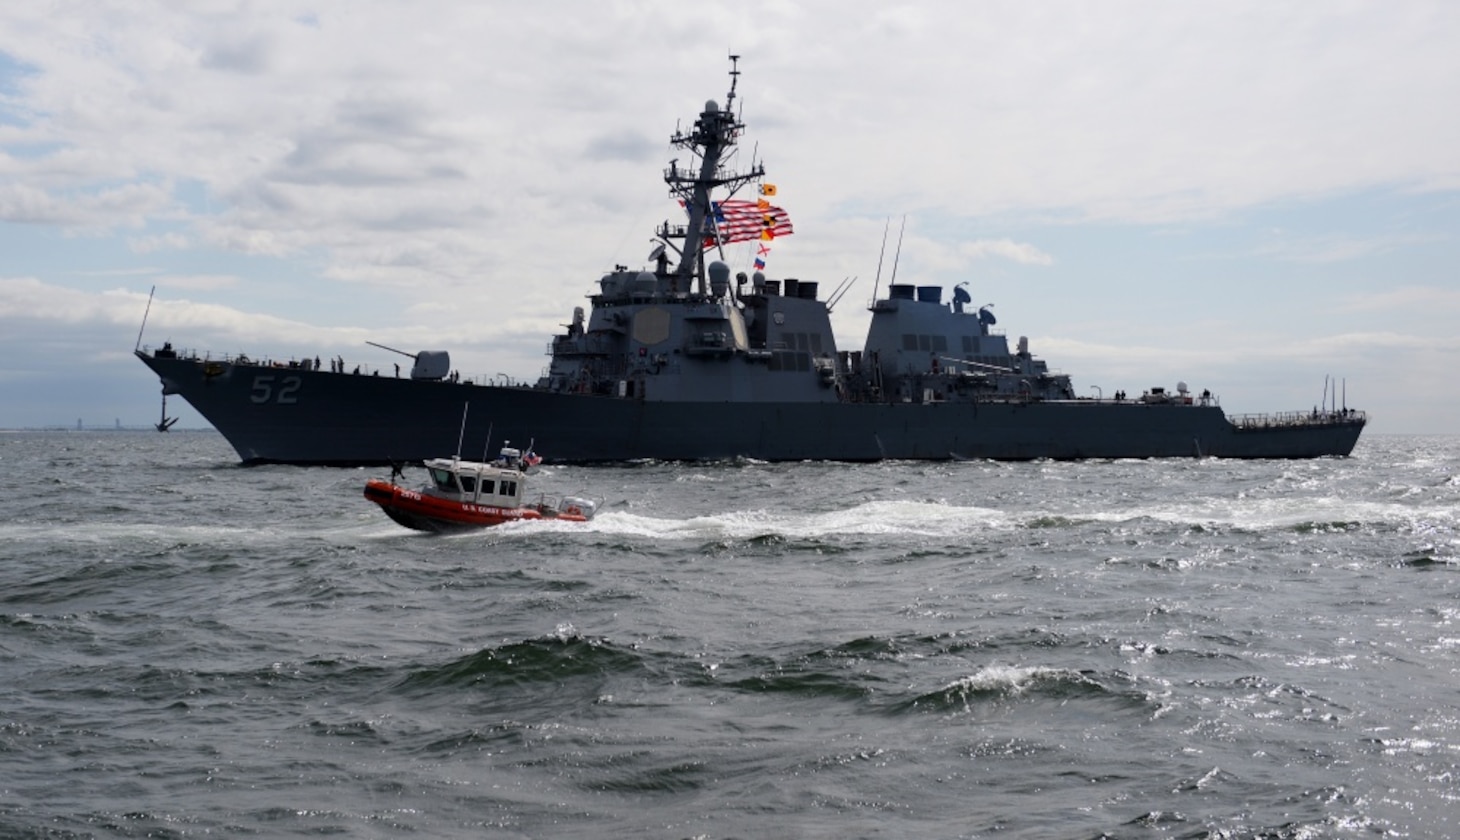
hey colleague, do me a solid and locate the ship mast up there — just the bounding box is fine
[663,55,765,296]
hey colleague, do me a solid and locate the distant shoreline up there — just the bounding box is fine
[0,427,213,433]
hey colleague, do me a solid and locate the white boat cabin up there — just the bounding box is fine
[422,456,525,506]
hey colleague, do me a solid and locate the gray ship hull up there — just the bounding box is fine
[138,352,1365,465]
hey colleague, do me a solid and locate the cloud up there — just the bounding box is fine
[0,180,175,230]
[584,131,660,164]
[2,3,1456,256]
[0,277,544,372]
[1334,284,1460,314]
[1255,232,1449,264]
[149,274,239,291]
[959,238,1054,266]
[128,231,188,253]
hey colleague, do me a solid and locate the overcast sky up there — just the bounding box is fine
[3,1,1458,435]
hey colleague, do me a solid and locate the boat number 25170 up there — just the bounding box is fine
[250,374,301,405]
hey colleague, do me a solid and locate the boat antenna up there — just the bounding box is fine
[481,423,494,462]
[135,285,156,351]
[455,402,469,460]
[826,275,858,312]
[889,215,907,285]
[726,53,740,111]
[870,218,890,304]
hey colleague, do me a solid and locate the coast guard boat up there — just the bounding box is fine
[365,445,597,533]
[135,58,1366,465]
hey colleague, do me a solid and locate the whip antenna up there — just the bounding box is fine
[889,215,907,285]
[870,219,890,303]
[135,285,156,351]
[455,402,469,460]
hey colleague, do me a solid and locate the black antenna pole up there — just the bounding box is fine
[826,275,858,311]
[455,402,469,460]
[135,285,156,352]
[726,53,740,110]
[889,215,907,285]
[871,218,890,304]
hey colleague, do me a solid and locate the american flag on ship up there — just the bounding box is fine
[696,199,794,249]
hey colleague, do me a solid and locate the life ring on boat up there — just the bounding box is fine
[565,505,583,517]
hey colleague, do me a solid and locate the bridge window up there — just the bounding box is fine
[429,468,457,492]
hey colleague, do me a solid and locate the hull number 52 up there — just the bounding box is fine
[250,374,301,404]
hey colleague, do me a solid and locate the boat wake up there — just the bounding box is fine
[485,499,1012,541]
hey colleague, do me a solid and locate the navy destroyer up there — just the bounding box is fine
[135,59,1366,465]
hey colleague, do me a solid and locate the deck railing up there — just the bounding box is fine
[1228,409,1367,430]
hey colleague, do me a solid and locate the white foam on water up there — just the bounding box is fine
[545,499,1013,541]
[941,664,1074,695]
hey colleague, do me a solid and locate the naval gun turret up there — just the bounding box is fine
[365,341,451,380]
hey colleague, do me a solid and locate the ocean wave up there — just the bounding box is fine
[524,499,1011,542]
[452,496,1460,546]
[393,630,646,694]
[899,664,1151,714]
[1079,497,1457,533]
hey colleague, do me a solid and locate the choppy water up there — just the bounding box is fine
[2,430,1457,838]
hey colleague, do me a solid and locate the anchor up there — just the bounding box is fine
[155,394,178,432]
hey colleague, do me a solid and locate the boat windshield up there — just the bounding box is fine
[428,467,458,492]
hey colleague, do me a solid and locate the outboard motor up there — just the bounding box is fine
[559,496,598,520]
